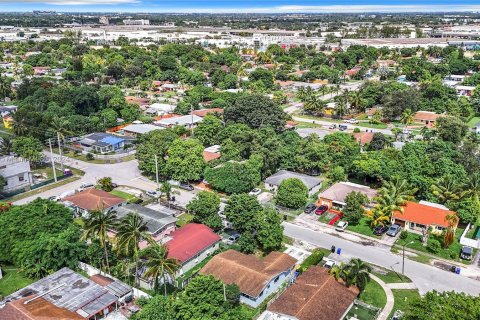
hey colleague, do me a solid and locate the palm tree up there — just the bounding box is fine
[50,116,73,171]
[304,96,326,116]
[343,258,371,291]
[348,90,364,112]
[82,210,117,273]
[334,95,349,117]
[431,176,466,204]
[116,212,150,286]
[159,181,179,208]
[443,213,458,248]
[329,262,347,280]
[400,108,415,131]
[0,136,13,155]
[139,243,180,295]
[465,173,480,207]
[12,119,28,136]
[365,206,392,227]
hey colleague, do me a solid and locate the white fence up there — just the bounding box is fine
[459,223,480,249]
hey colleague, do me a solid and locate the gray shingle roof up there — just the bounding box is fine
[264,170,322,190]
[115,203,177,235]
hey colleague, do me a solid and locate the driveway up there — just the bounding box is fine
[284,222,480,295]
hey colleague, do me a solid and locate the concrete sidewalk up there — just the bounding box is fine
[369,274,394,320]
[387,282,418,290]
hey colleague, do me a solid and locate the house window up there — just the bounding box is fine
[19,176,24,182]
[274,276,279,283]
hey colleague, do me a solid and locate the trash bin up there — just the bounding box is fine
[336,248,342,255]
[331,245,336,253]
[456,267,461,275]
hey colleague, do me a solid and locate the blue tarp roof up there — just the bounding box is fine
[100,136,124,145]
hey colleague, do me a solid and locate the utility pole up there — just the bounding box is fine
[223,283,226,302]
[154,155,160,190]
[191,104,194,138]
[48,138,58,183]
[56,131,64,172]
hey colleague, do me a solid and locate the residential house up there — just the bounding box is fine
[78,132,130,154]
[0,105,17,117]
[318,182,377,210]
[413,111,445,128]
[352,132,374,146]
[192,108,224,118]
[0,156,32,192]
[63,188,125,217]
[121,123,163,138]
[264,170,323,195]
[0,267,132,320]
[140,223,221,289]
[32,66,50,76]
[203,145,221,162]
[155,114,203,129]
[145,103,176,116]
[259,266,359,320]
[200,249,297,308]
[455,85,475,97]
[392,201,458,234]
[125,96,150,108]
[115,203,177,248]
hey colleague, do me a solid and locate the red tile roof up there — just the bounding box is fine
[203,151,221,162]
[64,189,125,211]
[166,223,221,263]
[393,201,457,228]
[414,111,444,122]
[352,132,374,145]
[0,297,83,320]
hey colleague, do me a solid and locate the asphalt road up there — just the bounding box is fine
[284,223,480,296]
[14,152,197,207]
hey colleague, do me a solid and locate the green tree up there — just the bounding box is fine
[404,291,480,320]
[50,116,73,171]
[12,136,43,163]
[194,114,223,146]
[166,138,206,182]
[136,129,178,177]
[187,191,222,231]
[97,176,113,192]
[82,210,117,273]
[276,178,309,209]
[224,194,262,233]
[139,243,180,295]
[342,192,368,224]
[256,208,284,252]
[204,159,261,194]
[436,116,468,144]
[116,212,150,286]
[131,295,175,320]
[342,258,371,291]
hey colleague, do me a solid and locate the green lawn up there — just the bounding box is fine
[110,190,139,203]
[357,122,388,129]
[372,269,411,283]
[0,267,34,297]
[358,278,387,309]
[32,167,64,180]
[396,228,468,263]
[345,303,379,320]
[177,213,193,227]
[293,114,343,123]
[467,116,480,128]
[346,218,381,239]
[388,289,421,319]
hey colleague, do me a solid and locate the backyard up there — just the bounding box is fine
[110,189,140,203]
[388,289,421,319]
[344,302,380,320]
[0,266,34,297]
[358,278,387,309]
[176,213,193,227]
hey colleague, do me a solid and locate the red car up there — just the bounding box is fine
[315,205,329,215]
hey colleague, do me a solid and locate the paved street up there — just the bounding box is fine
[14,152,197,207]
[284,222,480,296]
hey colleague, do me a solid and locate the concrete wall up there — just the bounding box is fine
[460,223,480,249]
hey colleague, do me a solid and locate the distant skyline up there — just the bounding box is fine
[2,1,480,13]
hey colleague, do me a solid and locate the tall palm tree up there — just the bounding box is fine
[116,212,150,286]
[50,116,73,171]
[82,210,118,273]
[12,119,28,136]
[303,96,326,116]
[329,262,347,280]
[0,136,13,155]
[400,108,415,130]
[365,206,392,227]
[465,173,480,207]
[343,258,372,291]
[443,213,458,248]
[159,181,179,208]
[348,90,363,112]
[431,176,466,204]
[139,243,180,295]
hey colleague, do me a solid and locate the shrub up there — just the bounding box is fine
[276,178,308,209]
[427,239,441,254]
[299,249,325,273]
[400,230,408,240]
[86,153,94,160]
[353,127,361,133]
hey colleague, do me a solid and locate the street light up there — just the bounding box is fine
[402,241,415,275]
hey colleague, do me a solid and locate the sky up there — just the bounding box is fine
[2,0,480,13]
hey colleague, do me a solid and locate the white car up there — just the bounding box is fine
[248,188,262,196]
[77,182,94,192]
[323,258,337,269]
[344,119,359,124]
[335,221,349,232]
[146,190,161,198]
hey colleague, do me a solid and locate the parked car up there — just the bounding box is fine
[146,190,161,198]
[179,183,194,191]
[460,246,473,260]
[304,204,317,214]
[248,188,262,196]
[48,195,60,202]
[386,224,402,237]
[329,124,337,130]
[78,182,94,192]
[373,224,390,236]
[225,233,240,245]
[323,258,337,269]
[344,119,359,124]
[339,124,348,131]
[335,221,348,232]
[111,182,118,189]
[314,205,329,215]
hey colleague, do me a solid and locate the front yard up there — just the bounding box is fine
[110,189,140,203]
[0,266,34,297]
[346,218,381,239]
[358,278,387,309]
[388,289,420,319]
[176,213,193,227]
